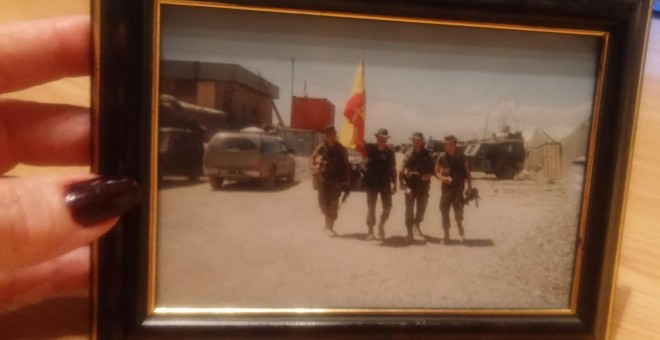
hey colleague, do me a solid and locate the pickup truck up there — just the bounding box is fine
[203,132,296,189]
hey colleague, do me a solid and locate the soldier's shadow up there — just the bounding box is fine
[379,236,427,248]
[336,233,495,248]
[336,232,370,241]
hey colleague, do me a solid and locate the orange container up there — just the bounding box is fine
[291,96,335,132]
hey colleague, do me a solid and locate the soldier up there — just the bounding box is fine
[354,128,397,240]
[435,135,472,243]
[310,125,350,236]
[399,132,435,241]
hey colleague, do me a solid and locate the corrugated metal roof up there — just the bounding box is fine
[161,60,279,98]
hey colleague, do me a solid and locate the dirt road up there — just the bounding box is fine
[156,165,580,310]
[157,149,578,309]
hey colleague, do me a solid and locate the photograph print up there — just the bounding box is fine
[152,2,602,312]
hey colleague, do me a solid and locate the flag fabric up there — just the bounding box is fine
[339,59,366,155]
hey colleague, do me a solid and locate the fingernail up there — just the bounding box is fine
[64,177,141,227]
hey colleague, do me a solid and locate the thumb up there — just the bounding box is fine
[0,176,140,271]
[0,247,90,314]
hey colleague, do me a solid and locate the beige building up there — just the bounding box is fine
[160,60,279,129]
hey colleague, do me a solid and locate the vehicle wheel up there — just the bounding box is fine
[496,165,516,180]
[286,169,295,183]
[262,167,276,189]
[480,159,493,172]
[210,177,224,189]
[188,164,202,182]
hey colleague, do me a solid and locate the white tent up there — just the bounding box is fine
[525,130,562,179]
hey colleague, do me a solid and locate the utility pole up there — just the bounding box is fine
[291,58,295,116]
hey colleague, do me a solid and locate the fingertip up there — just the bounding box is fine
[51,15,91,77]
[64,177,141,227]
[0,15,91,93]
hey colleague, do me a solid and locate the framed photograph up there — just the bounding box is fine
[92,0,653,338]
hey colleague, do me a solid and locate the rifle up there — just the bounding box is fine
[338,183,351,209]
[464,187,481,207]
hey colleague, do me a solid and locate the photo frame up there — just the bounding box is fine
[92,0,653,338]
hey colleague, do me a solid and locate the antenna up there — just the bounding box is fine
[482,112,490,141]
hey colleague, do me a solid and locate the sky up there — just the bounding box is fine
[160,5,601,144]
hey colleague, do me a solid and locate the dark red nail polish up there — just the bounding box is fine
[64,177,141,227]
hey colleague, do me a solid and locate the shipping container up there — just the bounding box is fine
[291,96,335,132]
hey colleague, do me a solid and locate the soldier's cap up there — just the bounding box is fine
[411,132,424,140]
[374,128,391,139]
[324,125,337,134]
[444,134,458,143]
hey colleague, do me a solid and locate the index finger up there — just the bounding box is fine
[0,15,90,94]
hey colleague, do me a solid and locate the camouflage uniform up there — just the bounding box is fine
[363,143,396,237]
[437,150,468,236]
[313,142,350,231]
[401,147,435,237]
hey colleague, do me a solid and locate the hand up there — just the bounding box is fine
[351,114,361,126]
[441,176,453,185]
[0,16,141,314]
[421,174,432,182]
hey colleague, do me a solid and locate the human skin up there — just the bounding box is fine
[0,16,139,314]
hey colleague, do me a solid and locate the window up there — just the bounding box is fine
[261,139,280,154]
[222,137,257,151]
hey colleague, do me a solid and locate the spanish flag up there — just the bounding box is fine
[339,59,366,155]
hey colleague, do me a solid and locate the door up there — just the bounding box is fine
[279,142,294,175]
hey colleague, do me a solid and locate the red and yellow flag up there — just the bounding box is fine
[339,59,366,155]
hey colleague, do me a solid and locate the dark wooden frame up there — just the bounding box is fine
[92,0,653,339]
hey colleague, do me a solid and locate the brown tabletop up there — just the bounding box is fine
[0,1,659,339]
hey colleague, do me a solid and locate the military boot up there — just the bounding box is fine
[457,221,465,241]
[406,225,414,242]
[377,221,386,240]
[325,219,337,237]
[413,223,423,238]
[366,224,375,240]
[443,227,451,244]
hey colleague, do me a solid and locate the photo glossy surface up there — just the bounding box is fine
[153,3,601,311]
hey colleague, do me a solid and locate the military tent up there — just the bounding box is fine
[525,130,562,179]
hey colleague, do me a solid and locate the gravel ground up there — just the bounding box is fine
[155,161,581,310]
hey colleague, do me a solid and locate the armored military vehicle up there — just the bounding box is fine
[158,95,206,182]
[460,131,527,180]
[425,137,445,162]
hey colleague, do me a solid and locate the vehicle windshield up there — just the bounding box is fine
[221,137,258,151]
[261,140,280,154]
